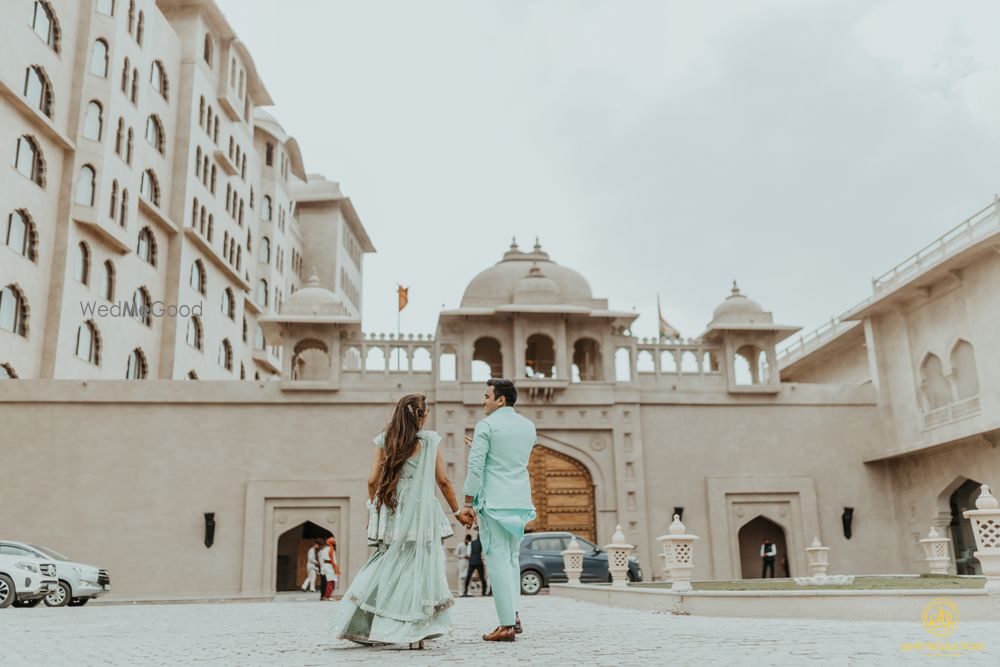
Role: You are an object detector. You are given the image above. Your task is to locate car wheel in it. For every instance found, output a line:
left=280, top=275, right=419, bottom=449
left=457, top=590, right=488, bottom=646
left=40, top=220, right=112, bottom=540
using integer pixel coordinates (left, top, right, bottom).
left=44, top=582, right=71, bottom=608
left=0, top=575, right=14, bottom=609
left=68, top=597, right=90, bottom=607
left=520, top=570, right=543, bottom=596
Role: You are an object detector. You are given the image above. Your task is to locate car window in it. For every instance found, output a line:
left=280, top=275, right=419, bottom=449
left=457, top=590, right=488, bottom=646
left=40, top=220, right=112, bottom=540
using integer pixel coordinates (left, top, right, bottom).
left=0, top=545, right=34, bottom=557
left=576, top=537, right=597, bottom=551
left=528, top=537, right=568, bottom=552
left=29, top=544, right=68, bottom=561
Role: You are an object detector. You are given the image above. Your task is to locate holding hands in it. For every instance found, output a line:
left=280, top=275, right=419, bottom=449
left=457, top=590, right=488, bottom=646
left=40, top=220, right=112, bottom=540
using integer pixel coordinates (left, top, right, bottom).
left=456, top=507, right=476, bottom=529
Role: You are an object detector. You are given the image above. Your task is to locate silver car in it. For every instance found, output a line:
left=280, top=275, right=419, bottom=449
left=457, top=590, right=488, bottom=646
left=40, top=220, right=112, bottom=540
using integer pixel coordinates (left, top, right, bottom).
left=0, top=542, right=110, bottom=607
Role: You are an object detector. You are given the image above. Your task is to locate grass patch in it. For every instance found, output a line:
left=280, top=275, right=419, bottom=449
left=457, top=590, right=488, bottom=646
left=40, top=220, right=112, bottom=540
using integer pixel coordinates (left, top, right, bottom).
left=633, top=575, right=986, bottom=592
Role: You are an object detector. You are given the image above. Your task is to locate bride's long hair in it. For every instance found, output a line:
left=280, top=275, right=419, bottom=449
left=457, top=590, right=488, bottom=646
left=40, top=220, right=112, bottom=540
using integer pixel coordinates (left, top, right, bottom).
left=374, top=393, right=428, bottom=512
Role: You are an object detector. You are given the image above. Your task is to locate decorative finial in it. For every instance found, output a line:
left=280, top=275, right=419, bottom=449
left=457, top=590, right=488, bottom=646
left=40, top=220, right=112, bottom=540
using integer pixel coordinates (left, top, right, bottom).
left=731, top=280, right=741, bottom=296
left=810, top=536, right=822, bottom=548
left=612, top=524, right=626, bottom=543
left=534, top=236, right=542, bottom=252
left=976, top=484, right=998, bottom=510
left=927, top=526, right=940, bottom=539
left=307, top=267, right=321, bottom=287
left=669, top=514, right=686, bottom=535
left=510, top=236, right=519, bottom=251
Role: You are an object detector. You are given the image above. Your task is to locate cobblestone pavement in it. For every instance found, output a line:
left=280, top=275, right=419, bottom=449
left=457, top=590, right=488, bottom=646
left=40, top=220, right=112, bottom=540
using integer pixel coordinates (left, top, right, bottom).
left=4, top=594, right=997, bottom=666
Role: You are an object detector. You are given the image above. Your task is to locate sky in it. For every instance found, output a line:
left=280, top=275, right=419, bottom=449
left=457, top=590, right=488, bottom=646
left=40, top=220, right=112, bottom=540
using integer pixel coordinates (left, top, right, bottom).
left=217, top=0, right=1000, bottom=343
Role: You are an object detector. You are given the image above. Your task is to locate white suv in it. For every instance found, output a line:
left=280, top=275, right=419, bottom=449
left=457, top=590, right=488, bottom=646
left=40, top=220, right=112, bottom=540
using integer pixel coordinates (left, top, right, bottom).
left=0, top=542, right=110, bottom=607
left=0, top=547, right=58, bottom=608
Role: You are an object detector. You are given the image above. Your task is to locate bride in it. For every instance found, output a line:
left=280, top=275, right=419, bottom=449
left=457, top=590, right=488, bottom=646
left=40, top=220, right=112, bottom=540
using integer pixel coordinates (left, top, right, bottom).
left=330, top=393, right=467, bottom=649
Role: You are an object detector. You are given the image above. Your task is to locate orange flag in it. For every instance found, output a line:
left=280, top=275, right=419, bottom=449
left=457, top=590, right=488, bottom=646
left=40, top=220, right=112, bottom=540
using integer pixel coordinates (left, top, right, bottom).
left=397, top=285, right=409, bottom=311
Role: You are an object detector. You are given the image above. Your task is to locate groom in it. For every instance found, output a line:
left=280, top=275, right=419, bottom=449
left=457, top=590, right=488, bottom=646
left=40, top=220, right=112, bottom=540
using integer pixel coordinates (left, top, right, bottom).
left=457, top=378, right=536, bottom=642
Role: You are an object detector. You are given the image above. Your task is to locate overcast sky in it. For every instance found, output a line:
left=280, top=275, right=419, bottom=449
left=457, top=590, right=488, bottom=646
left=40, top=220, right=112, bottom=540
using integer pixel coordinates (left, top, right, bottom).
left=218, top=0, right=1000, bottom=343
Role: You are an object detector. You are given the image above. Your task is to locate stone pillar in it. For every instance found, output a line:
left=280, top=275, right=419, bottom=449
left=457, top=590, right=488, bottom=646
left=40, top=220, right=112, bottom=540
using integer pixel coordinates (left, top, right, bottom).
left=657, top=514, right=699, bottom=593
left=805, top=537, right=830, bottom=576
left=561, top=535, right=585, bottom=585
left=604, top=525, right=634, bottom=589
left=919, top=526, right=952, bottom=575
left=962, top=484, right=1000, bottom=593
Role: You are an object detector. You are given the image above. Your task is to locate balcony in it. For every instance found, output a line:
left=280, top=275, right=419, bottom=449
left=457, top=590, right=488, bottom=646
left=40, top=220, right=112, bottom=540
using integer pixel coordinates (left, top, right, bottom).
left=214, top=149, right=238, bottom=176
left=0, top=76, right=74, bottom=150
left=184, top=226, right=250, bottom=291
left=923, top=396, right=981, bottom=431
left=73, top=209, right=131, bottom=255
left=138, top=195, right=179, bottom=235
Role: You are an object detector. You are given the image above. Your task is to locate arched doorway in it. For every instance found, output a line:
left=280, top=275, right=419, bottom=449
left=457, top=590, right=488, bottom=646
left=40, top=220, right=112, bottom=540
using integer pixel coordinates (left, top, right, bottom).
left=737, top=515, right=789, bottom=579
left=526, top=445, right=596, bottom=542
left=275, top=521, right=332, bottom=592
left=950, top=479, right=983, bottom=575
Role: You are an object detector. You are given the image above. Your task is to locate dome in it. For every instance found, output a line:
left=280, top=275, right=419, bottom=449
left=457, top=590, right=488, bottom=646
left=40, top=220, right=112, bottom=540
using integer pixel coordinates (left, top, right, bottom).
left=283, top=272, right=345, bottom=316
left=460, top=239, right=595, bottom=307
left=711, top=281, right=770, bottom=324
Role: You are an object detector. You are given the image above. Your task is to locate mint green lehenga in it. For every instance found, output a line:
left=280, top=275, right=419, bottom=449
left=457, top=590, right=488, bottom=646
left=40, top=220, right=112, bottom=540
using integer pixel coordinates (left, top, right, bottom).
left=331, top=430, right=454, bottom=645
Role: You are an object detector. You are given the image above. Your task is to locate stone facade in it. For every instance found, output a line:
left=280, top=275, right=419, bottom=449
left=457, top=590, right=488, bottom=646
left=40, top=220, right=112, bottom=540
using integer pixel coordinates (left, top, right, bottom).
left=1, top=0, right=998, bottom=600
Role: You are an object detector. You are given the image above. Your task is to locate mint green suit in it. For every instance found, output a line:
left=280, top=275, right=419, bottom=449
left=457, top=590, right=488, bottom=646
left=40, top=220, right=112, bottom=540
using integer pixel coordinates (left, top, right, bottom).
left=461, top=406, right=537, bottom=626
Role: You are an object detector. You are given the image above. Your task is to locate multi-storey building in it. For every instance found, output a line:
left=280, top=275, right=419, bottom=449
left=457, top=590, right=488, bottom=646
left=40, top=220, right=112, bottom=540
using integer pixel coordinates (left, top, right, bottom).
left=0, top=0, right=373, bottom=381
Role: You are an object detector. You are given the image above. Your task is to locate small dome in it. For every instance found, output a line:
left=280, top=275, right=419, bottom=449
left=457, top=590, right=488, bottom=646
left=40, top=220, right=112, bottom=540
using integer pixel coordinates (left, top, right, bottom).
left=513, top=264, right=562, bottom=304
left=711, top=281, right=768, bottom=323
left=283, top=272, right=345, bottom=316
left=461, top=238, right=594, bottom=307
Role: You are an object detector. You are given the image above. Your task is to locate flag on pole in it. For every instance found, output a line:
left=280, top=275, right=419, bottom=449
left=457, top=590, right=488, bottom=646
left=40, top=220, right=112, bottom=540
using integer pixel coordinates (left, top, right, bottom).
left=658, top=293, right=680, bottom=340
left=397, top=285, right=409, bottom=311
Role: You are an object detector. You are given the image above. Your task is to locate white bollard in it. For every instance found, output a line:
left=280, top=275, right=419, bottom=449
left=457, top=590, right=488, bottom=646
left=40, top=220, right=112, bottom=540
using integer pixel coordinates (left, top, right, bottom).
left=604, top=525, right=634, bottom=589
left=561, top=535, right=585, bottom=585
left=962, top=484, right=1000, bottom=594
left=805, top=537, right=830, bottom=576
left=657, top=514, right=699, bottom=592
left=919, top=526, right=952, bottom=575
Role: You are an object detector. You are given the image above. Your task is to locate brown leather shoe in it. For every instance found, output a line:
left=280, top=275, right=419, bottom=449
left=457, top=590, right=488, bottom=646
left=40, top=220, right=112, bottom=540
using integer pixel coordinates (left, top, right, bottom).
left=482, top=625, right=516, bottom=642
left=514, top=614, right=522, bottom=634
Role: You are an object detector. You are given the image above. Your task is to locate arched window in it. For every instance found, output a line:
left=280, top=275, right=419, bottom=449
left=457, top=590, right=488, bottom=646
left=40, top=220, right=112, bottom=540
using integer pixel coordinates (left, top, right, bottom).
left=13, top=135, right=45, bottom=186
left=75, top=320, right=100, bottom=364
left=145, top=115, right=164, bottom=153
left=221, top=287, right=234, bottom=319
left=115, top=117, right=124, bottom=155
left=525, top=333, right=556, bottom=378
left=121, top=56, right=129, bottom=93
left=149, top=61, right=169, bottom=100
left=130, top=67, right=138, bottom=103
left=238, top=70, right=245, bottom=98
left=572, top=338, right=603, bottom=382
left=189, top=260, right=206, bottom=295
left=254, top=325, right=265, bottom=351
left=218, top=338, right=232, bottom=371
left=203, top=33, right=213, bottom=65
left=207, top=214, right=214, bottom=241
left=0, top=363, right=16, bottom=379
left=96, top=0, right=114, bottom=16
left=0, top=285, right=28, bottom=337
left=257, top=279, right=269, bottom=306
left=126, top=127, right=134, bottom=164
left=950, top=340, right=980, bottom=401
left=75, top=165, right=96, bottom=206
left=31, top=2, right=60, bottom=52
left=471, top=337, right=503, bottom=380
left=131, top=287, right=151, bottom=326
left=75, top=242, right=91, bottom=284
left=5, top=210, right=38, bottom=261
left=614, top=348, right=632, bottom=382
left=99, top=260, right=114, bottom=301
left=186, top=315, right=203, bottom=350
left=265, top=143, right=274, bottom=166
left=210, top=164, right=217, bottom=193
left=137, top=227, right=156, bottom=265
left=140, top=169, right=160, bottom=205
left=240, top=362, right=245, bottom=380
left=261, top=195, right=272, bottom=221
left=119, top=188, right=128, bottom=227
left=920, top=353, right=951, bottom=411
left=127, top=0, right=134, bottom=33
left=230, top=58, right=236, bottom=87
left=259, top=236, right=271, bottom=263
left=23, top=66, right=53, bottom=117
left=83, top=101, right=103, bottom=140
left=109, top=179, right=118, bottom=219
left=126, top=348, right=147, bottom=379
left=136, top=11, right=144, bottom=46
left=89, top=39, right=109, bottom=77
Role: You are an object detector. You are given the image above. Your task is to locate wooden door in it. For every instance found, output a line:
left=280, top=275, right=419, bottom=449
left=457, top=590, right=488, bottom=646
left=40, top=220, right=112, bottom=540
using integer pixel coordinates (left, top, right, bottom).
left=526, top=444, right=596, bottom=542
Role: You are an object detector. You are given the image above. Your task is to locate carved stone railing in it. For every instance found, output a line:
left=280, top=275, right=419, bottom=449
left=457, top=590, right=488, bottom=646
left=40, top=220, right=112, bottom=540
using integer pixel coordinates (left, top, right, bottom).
left=634, top=339, right=724, bottom=380
left=922, top=395, right=981, bottom=430
left=341, top=332, right=436, bottom=375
